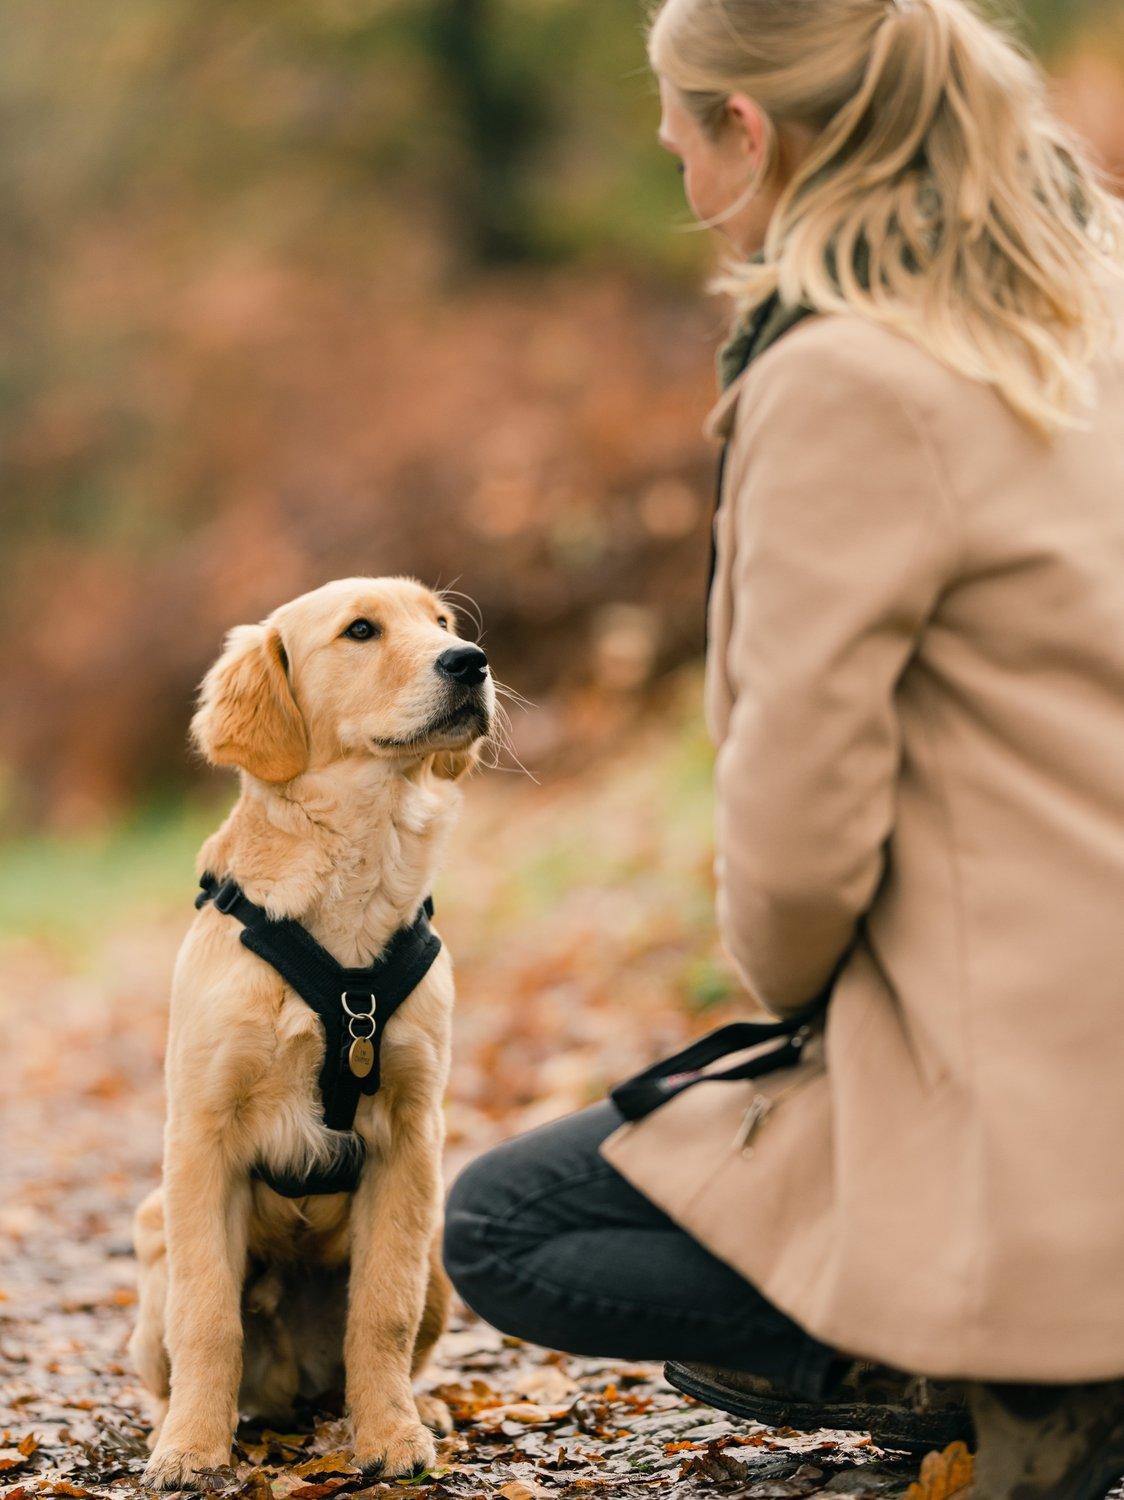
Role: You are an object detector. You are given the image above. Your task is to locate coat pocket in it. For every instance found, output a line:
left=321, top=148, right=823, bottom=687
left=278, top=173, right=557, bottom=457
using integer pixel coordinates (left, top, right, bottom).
left=729, top=1043, right=826, bottom=1158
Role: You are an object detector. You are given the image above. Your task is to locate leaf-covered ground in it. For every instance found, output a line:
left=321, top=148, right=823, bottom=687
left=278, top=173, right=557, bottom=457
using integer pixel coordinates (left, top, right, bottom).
left=3, top=686, right=1119, bottom=1498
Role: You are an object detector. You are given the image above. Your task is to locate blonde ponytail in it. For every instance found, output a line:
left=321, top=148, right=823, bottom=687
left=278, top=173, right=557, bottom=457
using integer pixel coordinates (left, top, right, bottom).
left=649, top=0, right=1123, bottom=435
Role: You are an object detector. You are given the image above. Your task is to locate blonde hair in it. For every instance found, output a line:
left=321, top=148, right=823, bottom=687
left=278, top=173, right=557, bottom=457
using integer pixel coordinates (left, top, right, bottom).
left=649, top=0, right=1124, bottom=435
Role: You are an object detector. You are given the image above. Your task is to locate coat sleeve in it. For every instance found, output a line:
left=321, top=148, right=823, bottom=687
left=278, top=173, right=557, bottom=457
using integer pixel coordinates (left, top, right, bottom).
left=714, top=333, right=959, bottom=1018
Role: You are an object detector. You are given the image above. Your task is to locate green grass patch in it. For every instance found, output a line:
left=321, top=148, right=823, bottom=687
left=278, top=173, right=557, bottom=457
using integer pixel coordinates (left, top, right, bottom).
left=0, top=799, right=226, bottom=952
left=0, top=680, right=718, bottom=963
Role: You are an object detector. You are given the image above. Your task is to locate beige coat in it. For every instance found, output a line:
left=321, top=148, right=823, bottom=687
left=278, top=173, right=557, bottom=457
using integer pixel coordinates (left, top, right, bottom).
left=602, top=303, right=1124, bottom=1382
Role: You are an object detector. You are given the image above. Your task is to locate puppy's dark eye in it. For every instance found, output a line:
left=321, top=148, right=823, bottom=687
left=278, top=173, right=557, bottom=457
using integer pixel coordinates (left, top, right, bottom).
left=343, top=618, right=381, bottom=641
left=437, top=616, right=450, bottom=630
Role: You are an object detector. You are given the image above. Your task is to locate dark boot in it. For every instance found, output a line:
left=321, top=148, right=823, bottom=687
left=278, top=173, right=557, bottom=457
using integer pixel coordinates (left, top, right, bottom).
left=969, top=1381, right=1124, bottom=1499
left=664, top=1360, right=972, bottom=1455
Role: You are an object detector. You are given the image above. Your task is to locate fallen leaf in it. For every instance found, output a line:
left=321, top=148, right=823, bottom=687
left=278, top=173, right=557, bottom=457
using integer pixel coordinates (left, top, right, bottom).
left=679, top=1447, right=752, bottom=1482
left=515, top=1366, right=579, bottom=1407
left=238, top=1470, right=275, bottom=1500
left=905, top=1441, right=975, bottom=1500
left=429, top=1378, right=504, bottom=1422
left=289, top=1450, right=357, bottom=1480
left=497, top=1482, right=543, bottom=1499
left=475, top=1402, right=564, bottom=1429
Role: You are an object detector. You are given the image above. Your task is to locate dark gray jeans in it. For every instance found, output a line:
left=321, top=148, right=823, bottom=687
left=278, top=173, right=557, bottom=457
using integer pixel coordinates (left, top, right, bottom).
left=442, top=1101, right=839, bottom=1401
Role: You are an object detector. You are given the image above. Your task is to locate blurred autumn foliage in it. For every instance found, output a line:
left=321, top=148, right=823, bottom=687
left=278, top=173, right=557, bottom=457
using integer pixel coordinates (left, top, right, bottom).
left=1, top=0, right=1122, bottom=831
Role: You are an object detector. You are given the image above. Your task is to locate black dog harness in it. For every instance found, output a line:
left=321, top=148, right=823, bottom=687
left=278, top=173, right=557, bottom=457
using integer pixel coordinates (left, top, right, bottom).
left=196, top=872, right=441, bottom=1197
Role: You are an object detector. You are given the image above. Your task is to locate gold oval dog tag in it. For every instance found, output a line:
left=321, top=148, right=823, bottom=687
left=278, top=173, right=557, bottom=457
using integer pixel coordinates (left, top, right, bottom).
left=349, top=1037, right=374, bottom=1078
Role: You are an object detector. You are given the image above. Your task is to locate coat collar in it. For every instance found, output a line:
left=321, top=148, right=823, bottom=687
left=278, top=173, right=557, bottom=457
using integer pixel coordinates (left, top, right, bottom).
left=704, top=370, right=753, bottom=446
left=704, top=290, right=816, bottom=445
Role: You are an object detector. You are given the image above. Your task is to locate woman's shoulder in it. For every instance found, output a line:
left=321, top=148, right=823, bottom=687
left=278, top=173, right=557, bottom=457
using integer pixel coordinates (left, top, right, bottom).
left=713, top=304, right=1067, bottom=472
left=748, top=309, right=970, bottom=412
left=709, top=311, right=961, bottom=468
left=735, top=280, right=1124, bottom=436
left=708, top=311, right=950, bottom=447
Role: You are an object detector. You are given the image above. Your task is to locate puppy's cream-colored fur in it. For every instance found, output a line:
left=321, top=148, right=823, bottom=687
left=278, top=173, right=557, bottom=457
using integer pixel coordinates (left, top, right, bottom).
left=130, top=577, right=493, bottom=1488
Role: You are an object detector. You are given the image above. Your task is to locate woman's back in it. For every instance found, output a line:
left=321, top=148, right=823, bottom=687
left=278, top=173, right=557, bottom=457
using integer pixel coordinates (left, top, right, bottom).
left=606, top=294, right=1124, bottom=1381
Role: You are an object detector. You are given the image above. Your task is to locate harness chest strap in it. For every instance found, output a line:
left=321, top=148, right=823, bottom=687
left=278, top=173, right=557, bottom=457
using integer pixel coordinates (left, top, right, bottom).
left=195, top=872, right=441, bottom=1197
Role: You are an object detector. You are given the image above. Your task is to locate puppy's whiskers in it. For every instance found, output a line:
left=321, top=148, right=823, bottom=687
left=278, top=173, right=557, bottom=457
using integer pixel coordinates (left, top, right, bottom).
left=493, top=682, right=534, bottom=712
left=478, top=680, right=538, bottom=783
left=438, top=587, right=485, bottom=643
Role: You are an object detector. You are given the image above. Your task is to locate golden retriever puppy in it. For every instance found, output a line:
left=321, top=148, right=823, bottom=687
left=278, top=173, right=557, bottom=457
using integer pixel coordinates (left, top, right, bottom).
left=129, top=577, right=493, bottom=1488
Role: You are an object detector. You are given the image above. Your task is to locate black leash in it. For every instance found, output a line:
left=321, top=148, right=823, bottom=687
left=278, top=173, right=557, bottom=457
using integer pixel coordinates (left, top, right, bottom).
left=195, top=872, right=441, bottom=1197
left=610, top=1018, right=813, bottom=1124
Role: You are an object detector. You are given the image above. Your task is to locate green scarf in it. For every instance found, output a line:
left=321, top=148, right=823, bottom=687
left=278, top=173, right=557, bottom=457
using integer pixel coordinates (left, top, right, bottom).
left=716, top=288, right=815, bottom=392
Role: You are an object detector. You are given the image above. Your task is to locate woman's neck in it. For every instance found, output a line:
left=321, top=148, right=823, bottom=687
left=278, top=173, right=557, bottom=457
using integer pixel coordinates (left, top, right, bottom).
left=197, top=756, right=460, bottom=965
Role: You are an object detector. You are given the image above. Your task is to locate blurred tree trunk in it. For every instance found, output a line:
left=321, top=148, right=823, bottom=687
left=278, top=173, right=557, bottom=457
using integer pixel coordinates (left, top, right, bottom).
left=426, top=0, right=545, bottom=265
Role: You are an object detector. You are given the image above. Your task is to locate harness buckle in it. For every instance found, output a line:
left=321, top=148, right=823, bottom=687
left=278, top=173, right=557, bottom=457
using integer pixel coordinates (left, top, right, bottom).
left=213, top=879, right=241, bottom=915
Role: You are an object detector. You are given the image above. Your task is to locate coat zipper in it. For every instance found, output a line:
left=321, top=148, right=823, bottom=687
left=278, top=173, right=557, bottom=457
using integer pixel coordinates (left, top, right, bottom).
left=732, top=1026, right=821, bottom=1157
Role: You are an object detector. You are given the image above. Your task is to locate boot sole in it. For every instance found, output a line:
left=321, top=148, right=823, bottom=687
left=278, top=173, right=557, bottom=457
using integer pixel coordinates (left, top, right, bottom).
left=664, top=1360, right=974, bottom=1457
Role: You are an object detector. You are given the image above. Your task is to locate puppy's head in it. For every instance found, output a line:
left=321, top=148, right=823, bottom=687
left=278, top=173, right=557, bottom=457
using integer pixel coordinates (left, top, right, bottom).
left=191, top=577, right=493, bottom=784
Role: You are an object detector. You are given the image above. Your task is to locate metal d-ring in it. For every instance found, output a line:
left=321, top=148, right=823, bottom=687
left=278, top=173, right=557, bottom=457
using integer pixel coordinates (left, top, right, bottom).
left=341, top=990, right=377, bottom=1019
left=342, top=991, right=377, bottom=1044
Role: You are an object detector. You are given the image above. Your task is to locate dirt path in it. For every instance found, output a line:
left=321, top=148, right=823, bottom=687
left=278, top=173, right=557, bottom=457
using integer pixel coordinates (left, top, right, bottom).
left=1, top=916, right=923, bottom=1500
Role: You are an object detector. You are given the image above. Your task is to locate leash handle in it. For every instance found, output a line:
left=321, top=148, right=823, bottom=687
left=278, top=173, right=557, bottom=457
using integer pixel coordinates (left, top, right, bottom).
left=610, top=1018, right=817, bottom=1123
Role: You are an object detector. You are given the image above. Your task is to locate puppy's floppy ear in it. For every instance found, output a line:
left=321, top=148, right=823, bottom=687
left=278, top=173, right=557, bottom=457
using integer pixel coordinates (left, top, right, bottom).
left=191, top=623, right=309, bottom=784
left=429, top=744, right=481, bottom=782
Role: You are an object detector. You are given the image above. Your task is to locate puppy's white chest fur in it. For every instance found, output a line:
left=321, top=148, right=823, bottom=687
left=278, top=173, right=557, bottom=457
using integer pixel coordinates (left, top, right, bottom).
left=298, top=770, right=452, bottom=964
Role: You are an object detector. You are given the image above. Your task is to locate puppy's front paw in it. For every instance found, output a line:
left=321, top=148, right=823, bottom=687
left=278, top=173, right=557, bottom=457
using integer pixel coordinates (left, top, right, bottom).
left=354, top=1420, right=437, bottom=1479
left=143, top=1441, right=234, bottom=1491
left=415, top=1393, right=453, bottom=1435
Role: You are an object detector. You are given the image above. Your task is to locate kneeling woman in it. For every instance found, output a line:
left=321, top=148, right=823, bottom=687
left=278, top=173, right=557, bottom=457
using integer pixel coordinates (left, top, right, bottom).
left=445, top=0, right=1124, bottom=1493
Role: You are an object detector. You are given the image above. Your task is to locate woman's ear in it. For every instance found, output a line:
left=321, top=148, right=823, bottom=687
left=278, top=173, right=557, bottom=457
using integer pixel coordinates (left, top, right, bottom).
left=725, top=90, right=771, bottom=167
left=190, top=623, right=309, bottom=783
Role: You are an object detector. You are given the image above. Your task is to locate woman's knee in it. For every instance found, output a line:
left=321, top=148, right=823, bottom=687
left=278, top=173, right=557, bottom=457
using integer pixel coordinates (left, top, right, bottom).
left=443, top=1144, right=529, bottom=1326
left=445, top=1127, right=538, bottom=1243
left=445, top=1143, right=509, bottom=1231
left=443, top=1106, right=619, bottom=1324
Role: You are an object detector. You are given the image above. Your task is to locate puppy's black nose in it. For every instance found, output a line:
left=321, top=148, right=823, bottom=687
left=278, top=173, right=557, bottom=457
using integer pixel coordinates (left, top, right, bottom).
left=435, top=645, right=489, bottom=686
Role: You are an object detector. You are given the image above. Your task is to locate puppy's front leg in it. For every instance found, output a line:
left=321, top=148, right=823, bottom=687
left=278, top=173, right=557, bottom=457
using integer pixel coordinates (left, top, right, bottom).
left=144, top=1132, right=250, bottom=1490
left=346, top=1110, right=443, bottom=1479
